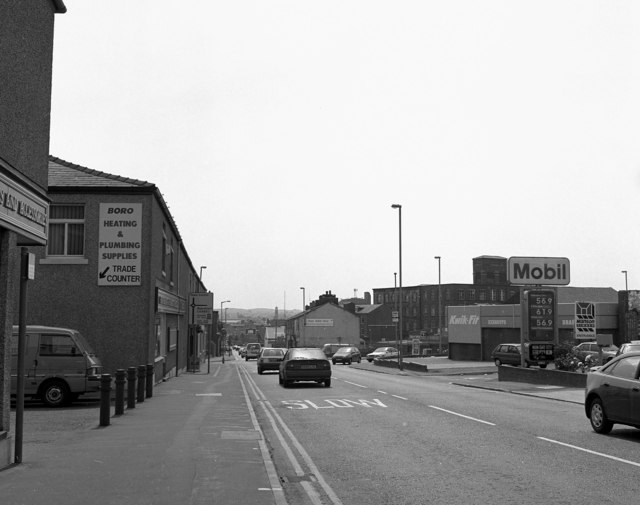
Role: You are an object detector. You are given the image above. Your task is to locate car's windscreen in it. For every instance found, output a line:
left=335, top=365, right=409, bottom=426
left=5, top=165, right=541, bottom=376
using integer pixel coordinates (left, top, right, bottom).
left=289, top=349, right=326, bottom=360
left=373, top=348, right=388, bottom=352
left=334, top=348, right=353, bottom=355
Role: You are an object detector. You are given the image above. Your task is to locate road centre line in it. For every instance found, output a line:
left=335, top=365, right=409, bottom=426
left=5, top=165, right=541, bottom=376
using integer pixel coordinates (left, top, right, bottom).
left=538, top=437, right=640, bottom=468
left=392, top=394, right=408, bottom=400
left=429, top=405, right=496, bottom=426
left=342, top=379, right=368, bottom=388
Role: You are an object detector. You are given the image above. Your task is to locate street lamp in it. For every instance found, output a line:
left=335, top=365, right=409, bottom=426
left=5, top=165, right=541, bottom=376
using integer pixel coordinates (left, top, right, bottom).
left=391, top=204, right=403, bottom=370
left=199, top=265, right=206, bottom=280
left=622, top=270, right=628, bottom=291
left=300, top=286, right=306, bottom=311
left=434, top=256, right=441, bottom=353
left=220, top=300, right=230, bottom=354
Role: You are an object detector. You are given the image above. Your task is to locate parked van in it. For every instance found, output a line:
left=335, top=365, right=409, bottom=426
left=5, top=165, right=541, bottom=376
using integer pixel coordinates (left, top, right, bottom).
left=11, top=326, right=103, bottom=407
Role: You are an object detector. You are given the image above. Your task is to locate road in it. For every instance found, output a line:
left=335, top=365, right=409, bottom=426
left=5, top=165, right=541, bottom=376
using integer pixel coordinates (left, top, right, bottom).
left=239, top=359, right=640, bottom=505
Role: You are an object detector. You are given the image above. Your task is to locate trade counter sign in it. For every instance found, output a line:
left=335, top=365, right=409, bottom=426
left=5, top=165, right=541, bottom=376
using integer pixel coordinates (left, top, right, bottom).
left=98, top=203, right=142, bottom=286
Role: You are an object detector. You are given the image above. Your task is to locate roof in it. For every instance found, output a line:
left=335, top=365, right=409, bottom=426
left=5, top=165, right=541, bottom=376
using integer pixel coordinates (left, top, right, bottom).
left=556, top=286, right=618, bottom=303
left=48, top=156, right=154, bottom=189
left=355, top=304, right=383, bottom=314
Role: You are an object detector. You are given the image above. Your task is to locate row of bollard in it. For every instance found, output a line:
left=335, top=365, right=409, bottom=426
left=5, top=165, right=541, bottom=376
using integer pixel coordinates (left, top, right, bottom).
left=100, top=364, right=154, bottom=427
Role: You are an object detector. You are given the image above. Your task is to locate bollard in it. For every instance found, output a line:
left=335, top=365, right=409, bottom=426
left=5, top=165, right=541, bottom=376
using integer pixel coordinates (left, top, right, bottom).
left=115, top=369, right=126, bottom=416
left=127, top=367, right=137, bottom=409
left=99, top=374, right=112, bottom=427
left=146, top=363, right=154, bottom=398
left=137, top=365, right=146, bottom=403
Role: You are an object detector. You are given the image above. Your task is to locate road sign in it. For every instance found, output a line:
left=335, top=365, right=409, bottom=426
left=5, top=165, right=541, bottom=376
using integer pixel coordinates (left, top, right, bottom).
left=98, top=203, right=142, bottom=286
left=189, top=292, right=213, bottom=325
left=392, top=311, right=399, bottom=323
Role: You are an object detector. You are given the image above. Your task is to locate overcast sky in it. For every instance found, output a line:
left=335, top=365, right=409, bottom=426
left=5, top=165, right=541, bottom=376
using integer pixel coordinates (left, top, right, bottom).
left=50, top=1, right=640, bottom=310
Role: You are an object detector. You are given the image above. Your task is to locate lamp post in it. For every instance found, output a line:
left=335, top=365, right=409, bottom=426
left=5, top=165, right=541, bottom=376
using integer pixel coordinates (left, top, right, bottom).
left=394, top=272, right=398, bottom=355
left=220, top=300, right=230, bottom=355
left=434, top=256, right=441, bottom=354
left=199, top=265, right=206, bottom=280
left=622, top=270, right=628, bottom=291
left=391, top=204, right=403, bottom=370
left=300, top=286, right=305, bottom=311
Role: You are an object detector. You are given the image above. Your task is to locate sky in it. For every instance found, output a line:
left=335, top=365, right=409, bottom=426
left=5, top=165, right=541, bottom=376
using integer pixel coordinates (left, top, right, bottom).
left=49, top=1, right=640, bottom=310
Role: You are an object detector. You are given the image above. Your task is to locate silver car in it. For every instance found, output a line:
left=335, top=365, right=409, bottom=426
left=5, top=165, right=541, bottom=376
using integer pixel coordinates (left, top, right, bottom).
left=366, top=347, right=399, bottom=362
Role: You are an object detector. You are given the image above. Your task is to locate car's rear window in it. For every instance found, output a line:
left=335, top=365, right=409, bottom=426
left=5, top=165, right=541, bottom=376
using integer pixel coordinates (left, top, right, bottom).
left=289, top=348, right=326, bottom=360
left=262, top=348, right=284, bottom=357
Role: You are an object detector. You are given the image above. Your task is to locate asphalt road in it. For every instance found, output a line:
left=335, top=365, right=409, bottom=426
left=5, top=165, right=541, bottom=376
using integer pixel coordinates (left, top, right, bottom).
left=240, top=359, right=640, bottom=505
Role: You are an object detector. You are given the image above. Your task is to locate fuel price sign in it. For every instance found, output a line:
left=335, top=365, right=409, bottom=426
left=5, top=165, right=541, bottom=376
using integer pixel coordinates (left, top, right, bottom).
left=527, top=289, right=556, bottom=342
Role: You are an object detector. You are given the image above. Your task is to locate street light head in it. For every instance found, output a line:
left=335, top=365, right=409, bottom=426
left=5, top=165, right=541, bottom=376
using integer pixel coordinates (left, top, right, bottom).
left=434, top=256, right=440, bottom=260
left=391, top=204, right=401, bottom=209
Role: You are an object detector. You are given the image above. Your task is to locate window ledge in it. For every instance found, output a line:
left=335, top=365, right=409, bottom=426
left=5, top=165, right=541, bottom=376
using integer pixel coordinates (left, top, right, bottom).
left=40, top=257, right=89, bottom=265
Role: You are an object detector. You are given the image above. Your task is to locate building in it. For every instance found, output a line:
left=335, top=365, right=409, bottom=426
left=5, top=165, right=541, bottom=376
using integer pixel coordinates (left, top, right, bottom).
left=19, top=157, right=209, bottom=379
left=286, top=292, right=360, bottom=348
left=373, top=256, right=519, bottom=345
left=447, top=286, right=620, bottom=361
left=342, top=302, right=393, bottom=350
left=0, top=0, right=67, bottom=470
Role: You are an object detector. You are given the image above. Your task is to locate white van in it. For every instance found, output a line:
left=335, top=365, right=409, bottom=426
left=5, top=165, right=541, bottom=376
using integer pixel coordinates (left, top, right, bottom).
left=11, top=326, right=103, bottom=407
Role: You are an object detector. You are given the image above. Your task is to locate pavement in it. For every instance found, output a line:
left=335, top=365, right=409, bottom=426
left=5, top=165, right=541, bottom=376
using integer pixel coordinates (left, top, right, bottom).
left=0, top=354, right=584, bottom=505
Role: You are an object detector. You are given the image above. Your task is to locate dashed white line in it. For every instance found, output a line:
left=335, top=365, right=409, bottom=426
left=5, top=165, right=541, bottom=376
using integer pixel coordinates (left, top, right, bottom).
left=342, top=380, right=368, bottom=388
left=392, top=394, right=408, bottom=400
left=429, top=405, right=496, bottom=426
left=538, top=437, right=640, bottom=468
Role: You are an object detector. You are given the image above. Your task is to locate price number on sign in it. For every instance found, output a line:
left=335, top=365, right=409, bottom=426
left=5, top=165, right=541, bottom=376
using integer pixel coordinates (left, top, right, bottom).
left=528, top=290, right=555, bottom=342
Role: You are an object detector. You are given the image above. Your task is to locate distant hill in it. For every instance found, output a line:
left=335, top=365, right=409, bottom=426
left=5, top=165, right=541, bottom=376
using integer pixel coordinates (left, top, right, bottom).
left=224, top=308, right=300, bottom=323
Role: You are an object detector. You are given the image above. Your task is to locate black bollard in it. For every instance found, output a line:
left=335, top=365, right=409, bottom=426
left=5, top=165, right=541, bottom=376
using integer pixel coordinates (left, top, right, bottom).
left=115, top=369, right=126, bottom=416
left=127, top=367, right=137, bottom=409
left=137, top=365, right=146, bottom=403
left=145, top=363, right=154, bottom=398
left=99, top=374, right=112, bottom=427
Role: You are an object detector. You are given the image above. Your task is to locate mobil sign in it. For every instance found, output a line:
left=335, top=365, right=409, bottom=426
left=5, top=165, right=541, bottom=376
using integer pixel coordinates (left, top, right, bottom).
left=508, top=256, right=570, bottom=285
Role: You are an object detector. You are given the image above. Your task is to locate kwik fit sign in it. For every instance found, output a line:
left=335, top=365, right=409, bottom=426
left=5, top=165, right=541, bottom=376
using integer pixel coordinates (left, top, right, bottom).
left=508, top=257, right=570, bottom=286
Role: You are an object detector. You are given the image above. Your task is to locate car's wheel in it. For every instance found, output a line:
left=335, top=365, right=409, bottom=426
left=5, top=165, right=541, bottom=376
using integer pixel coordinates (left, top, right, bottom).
left=589, top=397, right=613, bottom=434
left=357, top=357, right=361, bottom=363
left=494, top=359, right=502, bottom=366
left=40, top=379, right=70, bottom=408
left=278, top=373, right=283, bottom=385
left=539, top=363, right=547, bottom=369
left=324, top=379, right=331, bottom=387
left=346, top=359, right=351, bottom=365
left=367, top=358, right=373, bottom=362
left=332, top=360, right=336, bottom=365
left=283, top=379, right=292, bottom=388
left=257, top=368, right=263, bottom=375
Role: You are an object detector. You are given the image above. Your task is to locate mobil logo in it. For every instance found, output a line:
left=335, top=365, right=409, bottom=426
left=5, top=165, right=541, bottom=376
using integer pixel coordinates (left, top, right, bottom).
left=508, top=256, right=570, bottom=285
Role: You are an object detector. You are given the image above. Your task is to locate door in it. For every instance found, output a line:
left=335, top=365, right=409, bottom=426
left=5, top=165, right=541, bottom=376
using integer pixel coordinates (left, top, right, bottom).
left=36, top=332, right=88, bottom=393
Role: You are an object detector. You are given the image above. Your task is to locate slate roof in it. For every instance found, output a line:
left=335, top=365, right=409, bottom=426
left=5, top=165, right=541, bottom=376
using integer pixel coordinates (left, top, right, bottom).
left=48, top=156, right=154, bottom=189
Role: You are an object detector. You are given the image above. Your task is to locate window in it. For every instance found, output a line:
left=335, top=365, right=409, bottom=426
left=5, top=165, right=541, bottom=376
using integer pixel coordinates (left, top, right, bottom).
left=607, top=356, right=640, bottom=380
left=39, top=334, right=77, bottom=356
left=47, top=205, right=85, bottom=256
left=458, top=289, right=465, bottom=301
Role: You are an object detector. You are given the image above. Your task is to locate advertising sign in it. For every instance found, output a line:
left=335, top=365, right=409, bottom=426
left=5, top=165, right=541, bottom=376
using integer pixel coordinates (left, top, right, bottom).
left=526, top=289, right=556, bottom=342
left=575, top=302, right=596, bottom=340
left=508, top=257, right=570, bottom=285
left=98, top=203, right=142, bottom=286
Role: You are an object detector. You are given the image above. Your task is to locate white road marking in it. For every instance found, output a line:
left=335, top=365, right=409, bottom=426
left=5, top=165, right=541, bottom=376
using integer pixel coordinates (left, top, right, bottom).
left=538, top=437, right=640, bottom=468
left=429, top=405, right=496, bottom=426
left=195, top=393, right=222, bottom=396
left=378, top=390, right=388, bottom=395
left=391, top=395, right=408, bottom=400
left=342, top=380, right=368, bottom=388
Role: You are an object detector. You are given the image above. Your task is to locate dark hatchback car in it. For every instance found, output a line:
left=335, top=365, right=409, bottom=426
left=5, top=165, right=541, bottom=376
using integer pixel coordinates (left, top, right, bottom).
left=585, top=351, right=640, bottom=434
left=279, top=347, right=331, bottom=388
left=332, top=346, right=361, bottom=365
left=490, top=343, right=550, bottom=368
left=257, top=347, right=285, bottom=374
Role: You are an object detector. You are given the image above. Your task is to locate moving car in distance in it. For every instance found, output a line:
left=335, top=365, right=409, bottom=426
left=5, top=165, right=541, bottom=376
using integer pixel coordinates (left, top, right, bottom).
left=585, top=351, right=640, bottom=434
left=257, top=347, right=285, bottom=374
left=366, top=347, right=399, bottom=362
left=321, top=343, right=351, bottom=358
left=245, top=342, right=262, bottom=361
left=331, top=346, right=361, bottom=365
left=279, top=347, right=331, bottom=388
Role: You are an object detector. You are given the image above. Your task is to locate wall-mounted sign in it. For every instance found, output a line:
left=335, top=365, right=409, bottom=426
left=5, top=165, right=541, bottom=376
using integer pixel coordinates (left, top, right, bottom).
left=305, top=319, right=334, bottom=327
left=0, top=170, right=48, bottom=245
left=508, top=257, right=570, bottom=285
left=98, top=203, right=142, bottom=286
